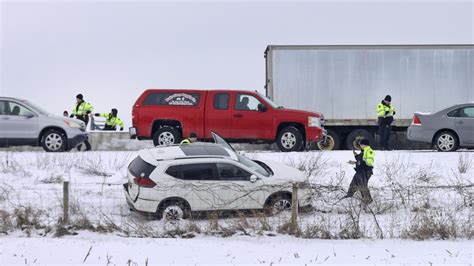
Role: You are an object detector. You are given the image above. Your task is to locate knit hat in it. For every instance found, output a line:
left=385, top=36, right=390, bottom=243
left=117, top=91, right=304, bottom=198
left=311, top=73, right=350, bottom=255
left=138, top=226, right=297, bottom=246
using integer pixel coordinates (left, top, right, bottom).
left=111, top=108, right=118, bottom=115
left=384, top=95, right=392, bottom=102
left=359, top=138, right=370, bottom=146
left=76, top=94, right=84, bottom=100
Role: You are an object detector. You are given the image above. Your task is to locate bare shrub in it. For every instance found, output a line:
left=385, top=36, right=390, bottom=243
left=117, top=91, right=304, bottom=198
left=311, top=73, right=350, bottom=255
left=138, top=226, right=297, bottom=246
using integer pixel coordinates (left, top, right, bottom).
left=0, top=210, right=13, bottom=234
left=40, top=175, right=64, bottom=184
left=13, top=206, right=46, bottom=236
left=76, top=156, right=113, bottom=177
left=458, top=153, right=472, bottom=174
left=401, top=211, right=458, bottom=240
left=286, top=152, right=328, bottom=179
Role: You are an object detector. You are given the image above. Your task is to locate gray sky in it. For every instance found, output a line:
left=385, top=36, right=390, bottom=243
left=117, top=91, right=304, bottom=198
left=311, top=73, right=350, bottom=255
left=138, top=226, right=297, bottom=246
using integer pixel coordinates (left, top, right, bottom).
left=1, top=1, right=473, bottom=127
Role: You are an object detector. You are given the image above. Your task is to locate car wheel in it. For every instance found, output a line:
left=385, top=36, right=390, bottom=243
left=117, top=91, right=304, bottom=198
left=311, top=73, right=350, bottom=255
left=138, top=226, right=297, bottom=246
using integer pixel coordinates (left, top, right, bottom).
left=266, top=194, right=292, bottom=215
left=345, top=129, right=374, bottom=150
left=41, top=129, right=66, bottom=152
left=435, top=131, right=459, bottom=152
left=316, top=129, right=340, bottom=151
left=277, top=126, right=304, bottom=152
left=158, top=200, right=190, bottom=221
left=152, top=127, right=182, bottom=147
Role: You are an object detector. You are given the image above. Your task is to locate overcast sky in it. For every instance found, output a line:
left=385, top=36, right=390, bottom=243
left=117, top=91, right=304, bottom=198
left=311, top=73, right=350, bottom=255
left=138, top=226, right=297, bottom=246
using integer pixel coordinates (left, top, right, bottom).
left=1, top=0, right=473, bottom=127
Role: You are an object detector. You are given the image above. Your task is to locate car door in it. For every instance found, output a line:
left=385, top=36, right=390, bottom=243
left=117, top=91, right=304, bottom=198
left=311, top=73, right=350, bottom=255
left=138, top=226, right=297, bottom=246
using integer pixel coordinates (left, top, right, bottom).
left=204, top=92, right=232, bottom=138
left=455, top=106, right=474, bottom=144
left=216, top=163, right=265, bottom=210
left=0, top=100, right=38, bottom=144
left=231, top=93, right=273, bottom=139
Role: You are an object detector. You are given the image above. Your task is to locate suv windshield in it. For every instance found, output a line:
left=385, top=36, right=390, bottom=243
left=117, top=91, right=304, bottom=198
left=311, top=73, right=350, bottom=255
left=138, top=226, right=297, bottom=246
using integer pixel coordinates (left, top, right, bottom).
left=21, top=100, right=50, bottom=116
left=237, top=153, right=270, bottom=177
left=258, top=93, right=280, bottom=109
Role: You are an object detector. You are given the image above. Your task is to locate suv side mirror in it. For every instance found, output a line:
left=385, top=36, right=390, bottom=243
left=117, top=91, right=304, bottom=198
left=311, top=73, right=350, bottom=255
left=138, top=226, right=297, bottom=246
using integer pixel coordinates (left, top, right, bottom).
left=24, top=112, right=35, bottom=119
left=250, top=175, right=258, bottom=183
left=257, top=103, right=267, bottom=112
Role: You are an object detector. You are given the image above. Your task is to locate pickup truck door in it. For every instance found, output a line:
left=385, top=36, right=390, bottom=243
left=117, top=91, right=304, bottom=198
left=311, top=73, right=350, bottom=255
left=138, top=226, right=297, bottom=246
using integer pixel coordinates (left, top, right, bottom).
left=231, top=93, right=273, bottom=139
left=205, top=92, right=232, bottom=138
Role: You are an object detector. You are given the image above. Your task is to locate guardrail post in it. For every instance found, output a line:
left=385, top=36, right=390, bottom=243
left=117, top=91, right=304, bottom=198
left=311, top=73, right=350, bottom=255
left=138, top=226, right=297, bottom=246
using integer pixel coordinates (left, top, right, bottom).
left=63, top=181, right=69, bottom=224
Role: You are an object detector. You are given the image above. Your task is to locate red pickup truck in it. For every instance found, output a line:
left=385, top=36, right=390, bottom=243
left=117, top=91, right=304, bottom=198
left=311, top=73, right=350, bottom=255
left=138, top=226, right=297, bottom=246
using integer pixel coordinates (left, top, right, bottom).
left=130, top=89, right=324, bottom=152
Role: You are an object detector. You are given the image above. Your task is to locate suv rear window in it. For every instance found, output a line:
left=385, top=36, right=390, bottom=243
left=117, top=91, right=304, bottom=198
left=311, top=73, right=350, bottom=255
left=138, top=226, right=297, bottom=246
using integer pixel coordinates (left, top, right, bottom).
left=128, top=157, right=156, bottom=177
left=143, top=92, right=200, bottom=106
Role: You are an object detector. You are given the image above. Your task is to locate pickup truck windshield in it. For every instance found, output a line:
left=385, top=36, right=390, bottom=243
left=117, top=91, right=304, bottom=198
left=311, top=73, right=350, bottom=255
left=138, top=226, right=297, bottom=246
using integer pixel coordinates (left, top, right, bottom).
left=237, top=153, right=271, bottom=177
left=258, top=93, right=280, bottom=109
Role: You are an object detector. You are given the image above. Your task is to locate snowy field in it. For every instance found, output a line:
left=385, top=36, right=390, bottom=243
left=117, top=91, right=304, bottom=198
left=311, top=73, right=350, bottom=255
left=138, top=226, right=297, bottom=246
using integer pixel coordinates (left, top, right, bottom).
left=0, top=149, right=473, bottom=264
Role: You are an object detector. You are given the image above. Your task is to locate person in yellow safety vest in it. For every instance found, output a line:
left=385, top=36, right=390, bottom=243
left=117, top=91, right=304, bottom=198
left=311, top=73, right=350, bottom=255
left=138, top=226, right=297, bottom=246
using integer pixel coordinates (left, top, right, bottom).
left=342, top=138, right=375, bottom=205
left=180, top=132, right=198, bottom=144
left=376, top=95, right=396, bottom=150
left=94, top=108, right=125, bottom=131
left=70, top=93, right=93, bottom=151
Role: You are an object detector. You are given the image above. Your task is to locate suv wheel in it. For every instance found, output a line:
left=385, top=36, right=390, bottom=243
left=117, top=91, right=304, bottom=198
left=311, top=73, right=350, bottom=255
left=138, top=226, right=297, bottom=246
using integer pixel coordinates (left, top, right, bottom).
left=435, top=131, right=458, bottom=152
left=42, top=129, right=66, bottom=152
left=158, top=200, right=190, bottom=221
left=266, top=194, right=292, bottom=215
left=153, top=127, right=182, bottom=146
left=277, top=126, right=303, bottom=152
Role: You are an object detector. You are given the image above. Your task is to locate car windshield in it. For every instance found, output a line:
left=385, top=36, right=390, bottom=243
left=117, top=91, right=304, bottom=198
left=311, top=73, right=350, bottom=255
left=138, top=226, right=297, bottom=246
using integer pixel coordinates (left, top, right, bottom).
left=21, top=100, right=51, bottom=116
left=237, top=153, right=271, bottom=177
left=258, top=93, right=281, bottom=109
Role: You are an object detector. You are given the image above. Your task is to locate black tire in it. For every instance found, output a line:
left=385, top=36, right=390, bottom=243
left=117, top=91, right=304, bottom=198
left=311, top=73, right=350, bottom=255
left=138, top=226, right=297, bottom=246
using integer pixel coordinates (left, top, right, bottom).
left=76, top=140, right=92, bottom=151
left=345, top=129, right=374, bottom=150
left=41, top=129, right=66, bottom=152
left=157, top=200, right=191, bottom=220
left=276, top=126, right=304, bottom=152
left=265, top=194, right=292, bottom=215
left=434, top=131, right=459, bottom=152
left=152, top=127, right=182, bottom=146
left=316, top=129, right=340, bottom=151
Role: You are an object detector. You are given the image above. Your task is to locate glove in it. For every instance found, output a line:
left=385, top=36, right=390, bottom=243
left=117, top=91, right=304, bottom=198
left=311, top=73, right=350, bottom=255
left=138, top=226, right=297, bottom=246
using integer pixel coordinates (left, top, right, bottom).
left=393, top=111, right=396, bottom=115
left=120, top=127, right=124, bottom=131
left=69, top=114, right=74, bottom=118
left=86, top=111, right=91, bottom=115
left=347, top=160, right=356, bottom=165
left=94, top=113, right=100, bottom=117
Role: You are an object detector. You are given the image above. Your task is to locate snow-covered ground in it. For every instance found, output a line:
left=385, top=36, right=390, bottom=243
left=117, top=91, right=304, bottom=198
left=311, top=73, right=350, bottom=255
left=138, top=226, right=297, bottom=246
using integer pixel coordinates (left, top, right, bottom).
left=1, top=149, right=473, bottom=264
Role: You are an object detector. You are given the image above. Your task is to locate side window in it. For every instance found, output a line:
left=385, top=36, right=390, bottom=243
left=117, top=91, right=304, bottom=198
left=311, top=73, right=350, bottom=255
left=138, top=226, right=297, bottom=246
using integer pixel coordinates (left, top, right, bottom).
left=6, top=102, right=33, bottom=116
left=213, top=93, right=229, bottom=110
left=447, top=109, right=460, bottom=118
left=167, top=163, right=217, bottom=181
left=0, top=101, right=9, bottom=115
left=235, top=94, right=263, bottom=111
left=143, top=92, right=201, bottom=106
left=461, top=107, right=474, bottom=118
left=217, top=163, right=251, bottom=181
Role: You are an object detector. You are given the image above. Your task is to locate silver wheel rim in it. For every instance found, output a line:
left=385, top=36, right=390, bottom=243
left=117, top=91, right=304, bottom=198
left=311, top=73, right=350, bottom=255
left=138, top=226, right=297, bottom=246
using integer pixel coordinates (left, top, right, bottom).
left=45, top=133, right=63, bottom=151
left=273, top=199, right=292, bottom=213
left=163, top=205, right=184, bottom=221
left=437, top=134, right=455, bottom=151
left=281, top=132, right=297, bottom=149
left=158, top=132, right=175, bottom=146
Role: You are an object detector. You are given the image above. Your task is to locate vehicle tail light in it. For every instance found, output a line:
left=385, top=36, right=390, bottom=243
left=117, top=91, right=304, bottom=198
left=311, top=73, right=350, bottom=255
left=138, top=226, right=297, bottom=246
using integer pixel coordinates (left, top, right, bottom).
left=133, top=176, right=156, bottom=188
left=412, top=115, right=422, bottom=125
left=132, top=110, right=139, bottom=126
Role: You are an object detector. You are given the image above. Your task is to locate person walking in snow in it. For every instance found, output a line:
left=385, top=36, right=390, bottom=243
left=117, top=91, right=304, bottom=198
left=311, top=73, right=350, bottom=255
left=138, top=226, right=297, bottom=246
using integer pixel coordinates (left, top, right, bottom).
left=70, top=93, right=93, bottom=151
left=342, top=138, right=375, bottom=205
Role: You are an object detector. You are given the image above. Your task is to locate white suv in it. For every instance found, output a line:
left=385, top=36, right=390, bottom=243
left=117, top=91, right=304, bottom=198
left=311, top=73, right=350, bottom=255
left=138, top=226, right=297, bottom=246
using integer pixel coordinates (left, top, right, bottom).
left=124, top=133, right=313, bottom=219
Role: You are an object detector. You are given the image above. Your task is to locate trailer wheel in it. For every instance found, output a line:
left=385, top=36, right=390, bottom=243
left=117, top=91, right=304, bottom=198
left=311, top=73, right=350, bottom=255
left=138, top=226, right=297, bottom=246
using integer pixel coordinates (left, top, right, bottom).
left=276, top=126, right=304, bottom=152
left=345, top=129, right=374, bottom=150
left=316, top=129, right=340, bottom=151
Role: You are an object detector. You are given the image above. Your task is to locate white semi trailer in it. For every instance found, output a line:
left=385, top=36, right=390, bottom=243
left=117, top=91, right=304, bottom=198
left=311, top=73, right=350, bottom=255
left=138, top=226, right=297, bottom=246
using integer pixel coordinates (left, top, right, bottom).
left=265, top=45, right=474, bottom=150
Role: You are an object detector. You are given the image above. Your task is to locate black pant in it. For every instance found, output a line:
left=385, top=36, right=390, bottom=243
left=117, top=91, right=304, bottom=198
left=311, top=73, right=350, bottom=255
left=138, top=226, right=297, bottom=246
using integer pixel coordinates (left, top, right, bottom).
left=75, top=115, right=92, bottom=151
left=378, top=117, right=392, bottom=149
left=346, top=169, right=373, bottom=204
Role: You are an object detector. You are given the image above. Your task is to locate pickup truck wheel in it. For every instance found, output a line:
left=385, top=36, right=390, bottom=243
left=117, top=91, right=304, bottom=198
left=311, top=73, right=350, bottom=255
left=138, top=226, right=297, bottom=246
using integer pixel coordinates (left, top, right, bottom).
left=316, top=129, right=340, bottom=150
left=345, top=129, right=374, bottom=150
left=434, top=131, right=458, bottom=152
left=277, top=126, right=304, bottom=152
left=153, top=127, right=182, bottom=146
left=42, top=129, right=66, bottom=152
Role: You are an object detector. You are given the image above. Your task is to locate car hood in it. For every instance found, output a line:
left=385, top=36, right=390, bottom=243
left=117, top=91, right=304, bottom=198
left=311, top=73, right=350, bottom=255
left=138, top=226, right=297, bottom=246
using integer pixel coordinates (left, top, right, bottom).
left=260, top=160, right=306, bottom=182
left=276, top=108, right=322, bottom=118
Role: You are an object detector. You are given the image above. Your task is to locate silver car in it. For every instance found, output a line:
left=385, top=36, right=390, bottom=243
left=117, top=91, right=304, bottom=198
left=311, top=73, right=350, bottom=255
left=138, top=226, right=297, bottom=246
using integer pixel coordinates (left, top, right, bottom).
left=407, top=103, right=474, bottom=152
left=0, top=97, right=88, bottom=152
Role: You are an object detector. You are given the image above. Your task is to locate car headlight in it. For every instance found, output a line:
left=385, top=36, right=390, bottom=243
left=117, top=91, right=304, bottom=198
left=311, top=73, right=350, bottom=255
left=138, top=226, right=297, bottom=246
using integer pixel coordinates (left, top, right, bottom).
left=64, top=120, right=82, bottom=128
left=308, top=116, right=321, bottom=127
